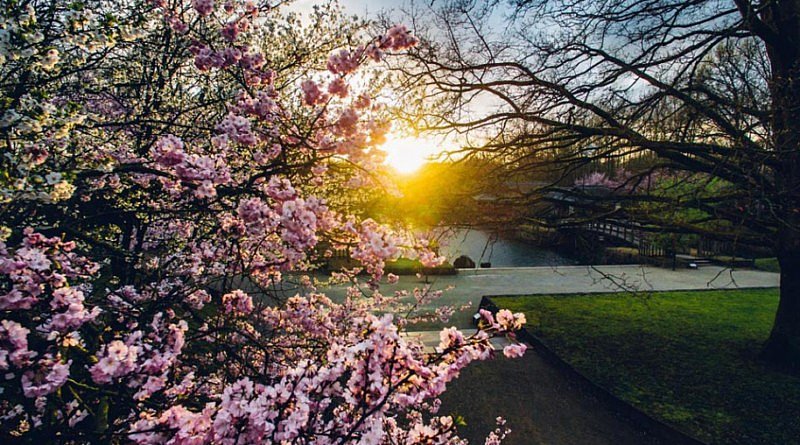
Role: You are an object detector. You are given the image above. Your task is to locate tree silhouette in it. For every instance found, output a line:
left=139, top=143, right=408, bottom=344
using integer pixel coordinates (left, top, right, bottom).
left=392, top=0, right=800, bottom=371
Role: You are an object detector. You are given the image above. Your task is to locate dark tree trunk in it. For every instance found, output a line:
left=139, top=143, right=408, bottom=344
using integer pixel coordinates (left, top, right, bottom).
left=760, top=0, right=800, bottom=373
left=762, top=252, right=800, bottom=372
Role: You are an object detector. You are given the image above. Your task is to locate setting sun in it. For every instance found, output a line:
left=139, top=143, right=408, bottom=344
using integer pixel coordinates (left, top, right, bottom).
left=379, top=135, right=448, bottom=174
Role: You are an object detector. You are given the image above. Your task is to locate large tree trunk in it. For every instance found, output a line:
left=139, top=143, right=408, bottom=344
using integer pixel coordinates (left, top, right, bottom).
left=760, top=0, right=800, bottom=373
left=762, top=252, right=800, bottom=372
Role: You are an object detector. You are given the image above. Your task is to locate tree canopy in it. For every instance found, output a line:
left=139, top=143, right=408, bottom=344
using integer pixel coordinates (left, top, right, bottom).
left=391, top=0, right=800, bottom=371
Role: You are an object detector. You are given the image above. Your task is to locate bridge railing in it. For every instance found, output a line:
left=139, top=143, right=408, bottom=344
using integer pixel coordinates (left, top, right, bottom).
left=585, top=219, right=671, bottom=257
left=586, top=219, right=641, bottom=245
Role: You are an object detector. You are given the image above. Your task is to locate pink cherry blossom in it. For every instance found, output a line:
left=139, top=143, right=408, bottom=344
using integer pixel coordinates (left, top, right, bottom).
left=328, top=77, right=349, bottom=98
left=496, top=309, right=526, bottom=331
left=151, top=134, right=186, bottom=166
left=301, top=80, right=327, bottom=106
left=90, top=340, right=139, bottom=384
left=381, top=25, right=421, bottom=51
left=0, top=4, right=522, bottom=442
left=575, top=171, right=622, bottom=188
left=327, top=49, right=360, bottom=75
left=0, top=320, right=33, bottom=369
left=221, top=289, right=254, bottom=315
left=503, top=343, right=528, bottom=358
left=335, top=107, right=359, bottom=135
left=195, top=46, right=224, bottom=71
left=21, top=356, right=71, bottom=398
left=193, top=0, right=215, bottom=16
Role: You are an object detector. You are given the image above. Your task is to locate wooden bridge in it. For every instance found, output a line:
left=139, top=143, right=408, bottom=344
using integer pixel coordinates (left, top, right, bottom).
left=573, top=219, right=669, bottom=257
left=580, top=219, right=732, bottom=264
left=585, top=219, right=642, bottom=246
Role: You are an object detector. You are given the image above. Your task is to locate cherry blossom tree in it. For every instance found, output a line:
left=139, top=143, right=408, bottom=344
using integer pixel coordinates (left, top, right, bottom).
left=0, top=1, right=525, bottom=442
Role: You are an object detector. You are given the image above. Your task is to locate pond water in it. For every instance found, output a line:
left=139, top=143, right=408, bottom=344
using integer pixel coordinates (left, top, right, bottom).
left=438, top=229, right=574, bottom=268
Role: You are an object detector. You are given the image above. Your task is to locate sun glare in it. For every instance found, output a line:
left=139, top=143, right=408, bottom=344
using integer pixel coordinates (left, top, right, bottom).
left=380, top=135, right=446, bottom=174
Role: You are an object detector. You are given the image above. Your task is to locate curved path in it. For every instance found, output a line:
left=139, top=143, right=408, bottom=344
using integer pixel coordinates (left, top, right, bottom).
left=318, top=264, right=779, bottom=444
left=439, top=353, right=702, bottom=445
left=321, top=264, right=779, bottom=329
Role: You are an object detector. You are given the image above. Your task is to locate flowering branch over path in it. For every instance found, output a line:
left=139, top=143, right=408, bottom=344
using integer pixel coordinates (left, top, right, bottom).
left=0, top=1, right=525, bottom=443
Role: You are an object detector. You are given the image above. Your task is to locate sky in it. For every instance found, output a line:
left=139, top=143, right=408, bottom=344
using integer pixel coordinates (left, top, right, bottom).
left=340, top=0, right=403, bottom=15
left=286, top=0, right=504, bottom=171
left=289, top=0, right=409, bottom=18
left=286, top=0, right=458, bottom=172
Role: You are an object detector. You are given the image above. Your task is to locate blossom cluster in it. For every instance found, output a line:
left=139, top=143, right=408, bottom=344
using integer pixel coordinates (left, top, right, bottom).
left=127, top=303, right=499, bottom=444
left=0, top=1, right=527, bottom=443
left=0, top=230, right=98, bottom=405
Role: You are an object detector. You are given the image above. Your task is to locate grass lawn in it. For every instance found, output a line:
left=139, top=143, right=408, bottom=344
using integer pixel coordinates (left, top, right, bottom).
left=384, top=257, right=456, bottom=275
left=754, top=257, right=780, bottom=273
left=492, top=289, right=800, bottom=445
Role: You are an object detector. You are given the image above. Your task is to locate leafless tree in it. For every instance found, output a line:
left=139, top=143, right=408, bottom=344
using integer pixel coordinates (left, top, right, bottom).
left=389, top=0, right=800, bottom=371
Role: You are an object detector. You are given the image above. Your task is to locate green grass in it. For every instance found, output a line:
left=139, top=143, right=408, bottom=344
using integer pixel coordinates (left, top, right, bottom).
left=384, top=258, right=456, bottom=275
left=493, top=289, right=800, bottom=445
left=323, top=257, right=456, bottom=275
left=754, top=257, right=780, bottom=273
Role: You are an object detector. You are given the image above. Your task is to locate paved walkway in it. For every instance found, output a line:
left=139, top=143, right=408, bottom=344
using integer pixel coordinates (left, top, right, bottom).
left=439, top=354, right=702, bottom=445
left=319, top=264, right=779, bottom=444
left=319, top=264, right=779, bottom=329
left=401, top=330, right=514, bottom=352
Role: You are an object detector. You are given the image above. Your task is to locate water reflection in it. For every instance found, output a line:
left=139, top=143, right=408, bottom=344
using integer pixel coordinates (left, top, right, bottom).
left=439, top=229, right=574, bottom=268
